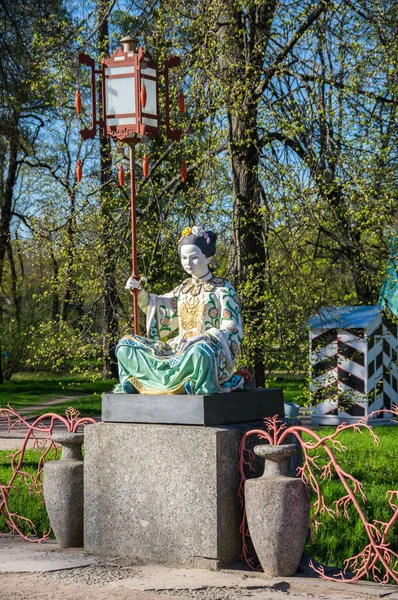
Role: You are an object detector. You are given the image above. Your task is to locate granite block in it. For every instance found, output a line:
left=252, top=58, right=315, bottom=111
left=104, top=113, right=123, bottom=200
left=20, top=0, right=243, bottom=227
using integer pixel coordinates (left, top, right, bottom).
left=84, top=423, right=243, bottom=567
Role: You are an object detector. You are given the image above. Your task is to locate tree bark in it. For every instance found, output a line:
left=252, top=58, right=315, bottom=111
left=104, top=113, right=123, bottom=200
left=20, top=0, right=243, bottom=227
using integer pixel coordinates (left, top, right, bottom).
left=218, top=1, right=278, bottom=387
left=97, top=0, right=119, bottom=379
left=61, top=188, right=79, bottom=323
left=0, top=111, right=19, bottom=290
left=323, top=182, right=378, bottom=304
left=0, top=111, right=19, bottom=385
left=49, top=239, right=60, bottom=320
left=6, top=240, right=20, bottom=322
left=228, top=106, right=267, bottom=387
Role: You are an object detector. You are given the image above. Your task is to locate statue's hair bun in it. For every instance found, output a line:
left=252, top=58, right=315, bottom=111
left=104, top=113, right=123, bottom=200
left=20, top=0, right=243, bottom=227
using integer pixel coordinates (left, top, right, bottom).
left=178, top=229, right=217, bottom=258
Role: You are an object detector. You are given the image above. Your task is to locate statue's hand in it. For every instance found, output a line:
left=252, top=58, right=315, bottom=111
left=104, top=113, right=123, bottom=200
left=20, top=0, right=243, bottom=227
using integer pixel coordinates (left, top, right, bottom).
left=178, top=335, right=206, bottom=352
left=125, top=276, right=147, bottom=291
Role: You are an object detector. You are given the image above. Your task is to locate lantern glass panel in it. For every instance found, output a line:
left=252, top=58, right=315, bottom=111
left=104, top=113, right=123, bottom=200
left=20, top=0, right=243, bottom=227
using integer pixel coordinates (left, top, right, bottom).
left=107, top=117, right=136, bottom=126
left=105, top=69, right=136, bottom=117
left=143, top=78, right=157, bottom=117
left=142, top=117, right=158, bottom=127
left=105, top=66, right=134, bottom=76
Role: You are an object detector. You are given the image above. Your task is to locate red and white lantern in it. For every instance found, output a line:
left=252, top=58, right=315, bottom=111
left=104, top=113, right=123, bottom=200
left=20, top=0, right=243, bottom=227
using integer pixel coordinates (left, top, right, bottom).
left=102, top=42, right=160, bottom=143
left=78, top=37, right=181, bottom=144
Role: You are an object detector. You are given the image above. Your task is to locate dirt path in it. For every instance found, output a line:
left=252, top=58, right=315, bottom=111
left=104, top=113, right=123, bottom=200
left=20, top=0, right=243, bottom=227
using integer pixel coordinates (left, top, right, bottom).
left=16, top=395, right=93, bottom=415
left=0, top=396, right=99, bottom=450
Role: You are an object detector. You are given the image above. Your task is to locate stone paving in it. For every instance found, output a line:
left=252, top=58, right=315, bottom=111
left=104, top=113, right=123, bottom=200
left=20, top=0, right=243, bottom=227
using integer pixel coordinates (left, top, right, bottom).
left=0, top=536, right=397, bottom=600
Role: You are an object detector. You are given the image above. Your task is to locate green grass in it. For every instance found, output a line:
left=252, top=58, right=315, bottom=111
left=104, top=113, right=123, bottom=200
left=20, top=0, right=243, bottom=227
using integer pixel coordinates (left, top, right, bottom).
left=266, top=376, right=307, bottom=404
left=0, top=449, right=53, bottom=538
left=303, top=426, right=398, bottom=572
left=0, top=371, right=116, bottom=417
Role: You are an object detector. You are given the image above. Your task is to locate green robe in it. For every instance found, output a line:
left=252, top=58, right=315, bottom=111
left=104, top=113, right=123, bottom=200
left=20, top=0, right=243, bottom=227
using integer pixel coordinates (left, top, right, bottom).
left=115, top=272, right=244, bottom=395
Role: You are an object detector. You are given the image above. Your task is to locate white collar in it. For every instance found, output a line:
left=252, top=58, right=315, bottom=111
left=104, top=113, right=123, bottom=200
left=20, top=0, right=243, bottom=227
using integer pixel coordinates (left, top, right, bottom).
left=191, top=270, right=212, bottom=284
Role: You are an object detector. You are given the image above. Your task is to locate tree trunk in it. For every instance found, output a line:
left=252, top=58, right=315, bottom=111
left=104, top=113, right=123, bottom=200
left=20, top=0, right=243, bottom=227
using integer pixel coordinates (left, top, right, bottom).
left=0, top=111, right=19, bottom=385
left=97, top=0, right=119, bottom=379
left=6, top=241, right=20, bottom=322
left=228, top=106, right=267, bottom=387
left=0, top=111, right=19, bottom=289
left=61, top=189, right=77, bottom=322
left=322, top=180, right=378, bottom=304
left=217, top=0, right=278, bottom=388
left=0, top=334, right=3, bottom=385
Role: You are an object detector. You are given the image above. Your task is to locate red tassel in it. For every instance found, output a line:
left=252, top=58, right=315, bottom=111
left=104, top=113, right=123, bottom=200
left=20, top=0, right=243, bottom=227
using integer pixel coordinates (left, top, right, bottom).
left=75, top=90, right=82, bottom=116
left=76, top=159, right=82, bottom=183
left=143, top=154, right=149, bottom=178
left=140, top=84, right=147, bottom=108
left=180, top=160, right=187, bottom=183
left=118, top=165, right=124, bottom=186
left=179, top=92, right=185, bottom=115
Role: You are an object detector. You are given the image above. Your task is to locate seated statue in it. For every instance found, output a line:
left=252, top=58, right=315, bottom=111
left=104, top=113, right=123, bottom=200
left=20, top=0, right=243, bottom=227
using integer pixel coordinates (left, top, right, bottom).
left=114, top=226, right=244, bottom=395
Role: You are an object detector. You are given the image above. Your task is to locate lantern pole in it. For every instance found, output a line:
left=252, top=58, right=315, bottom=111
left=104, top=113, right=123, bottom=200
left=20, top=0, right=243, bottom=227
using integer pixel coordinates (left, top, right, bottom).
left=129, top=143, right=139, bottom=335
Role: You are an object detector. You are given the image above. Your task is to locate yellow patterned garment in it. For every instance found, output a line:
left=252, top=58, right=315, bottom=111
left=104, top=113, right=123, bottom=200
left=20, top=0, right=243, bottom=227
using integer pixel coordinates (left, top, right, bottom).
left=115, top=272, right=244, bottom=395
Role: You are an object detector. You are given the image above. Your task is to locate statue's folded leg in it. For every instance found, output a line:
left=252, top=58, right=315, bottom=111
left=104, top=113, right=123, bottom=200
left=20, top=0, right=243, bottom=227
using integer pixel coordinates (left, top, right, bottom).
left=114, top=339, right=221, bottom=395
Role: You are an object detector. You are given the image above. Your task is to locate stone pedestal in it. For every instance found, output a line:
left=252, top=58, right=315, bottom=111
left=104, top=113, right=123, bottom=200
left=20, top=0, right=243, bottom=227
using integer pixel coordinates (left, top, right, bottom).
left=84, top=391, right=287, bottom=567
left=102, top=388, right=284, bottom=425
left=84, top=423, right=245, bottom=568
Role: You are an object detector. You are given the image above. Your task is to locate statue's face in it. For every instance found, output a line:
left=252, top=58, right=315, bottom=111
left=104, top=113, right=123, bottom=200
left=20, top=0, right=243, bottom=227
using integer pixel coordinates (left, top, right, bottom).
left=180, top=244, right=210, bottom=278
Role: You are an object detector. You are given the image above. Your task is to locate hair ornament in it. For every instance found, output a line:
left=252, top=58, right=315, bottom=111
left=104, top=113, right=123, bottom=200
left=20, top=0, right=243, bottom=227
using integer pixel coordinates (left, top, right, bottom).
left=181, top=226, right=192, bottom=237
left=191, top=226, right=205, bottom=236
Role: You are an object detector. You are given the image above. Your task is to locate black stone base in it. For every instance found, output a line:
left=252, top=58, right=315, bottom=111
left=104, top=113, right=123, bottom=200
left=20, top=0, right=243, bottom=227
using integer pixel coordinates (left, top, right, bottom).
left=101, top=388, right=284, bottom=426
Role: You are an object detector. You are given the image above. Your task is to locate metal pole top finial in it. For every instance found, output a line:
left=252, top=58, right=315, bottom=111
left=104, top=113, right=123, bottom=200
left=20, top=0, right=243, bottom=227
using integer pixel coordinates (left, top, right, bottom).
left=121, top=36, right=139, bottom=53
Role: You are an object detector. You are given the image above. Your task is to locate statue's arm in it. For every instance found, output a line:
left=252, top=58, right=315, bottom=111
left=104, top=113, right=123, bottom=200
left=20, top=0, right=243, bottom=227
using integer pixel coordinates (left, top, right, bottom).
left=125, top=276, right=180, bottom=339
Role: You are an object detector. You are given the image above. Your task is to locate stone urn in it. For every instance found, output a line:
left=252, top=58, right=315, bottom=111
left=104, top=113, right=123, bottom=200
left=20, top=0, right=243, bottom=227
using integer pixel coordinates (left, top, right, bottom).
left=284, top=401, right=300, bottom=419
left=244, top=444, right=309, bottom=577
left=43, top=432, right=84, bottom=548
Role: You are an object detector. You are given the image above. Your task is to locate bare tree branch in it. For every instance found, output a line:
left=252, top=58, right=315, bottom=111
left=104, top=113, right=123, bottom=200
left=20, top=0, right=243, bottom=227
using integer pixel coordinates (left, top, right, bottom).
left=255, top=0, right=331, bottom=98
